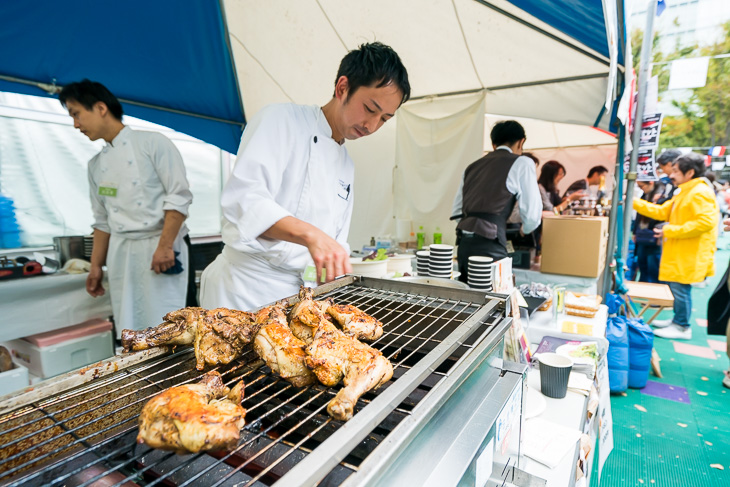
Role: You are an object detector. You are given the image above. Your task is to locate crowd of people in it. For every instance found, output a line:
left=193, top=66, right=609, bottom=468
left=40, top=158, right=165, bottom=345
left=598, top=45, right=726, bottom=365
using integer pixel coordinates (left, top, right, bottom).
left=449, top=124, right=729, bottom=387
left=451, top=119, right=611, bottom=278
left=626, top=149, right=730, bottom=388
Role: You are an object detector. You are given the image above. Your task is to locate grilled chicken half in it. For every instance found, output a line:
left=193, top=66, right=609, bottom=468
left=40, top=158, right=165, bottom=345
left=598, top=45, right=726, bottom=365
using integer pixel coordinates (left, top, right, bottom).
left=137, top=371, right=246, bottom=454
left=288, top=287, right=338, bottom=344
left=253, top=301, right=316, bottom=387
left=121, top=307, right=259, bottom=370
left=326, top=304, right=384, bottom=341
left=305, top=327, right=393, bottom=421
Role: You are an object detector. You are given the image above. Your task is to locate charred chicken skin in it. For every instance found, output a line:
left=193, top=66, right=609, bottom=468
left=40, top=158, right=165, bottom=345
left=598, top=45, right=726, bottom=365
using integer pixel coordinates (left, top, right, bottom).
left=194, top=308, right=260, bottom=370
left=253, top=301, right=316, bottom=387
left=121, top=307, right=205, bottom=352
left=121, top=307, right=259, bottom=370
left=137, top=371, right=246, bottom=454
left=288, top=287, right=338, bottom=344
left=305, top=326, right=394, bottom=421
left=326, top=304, right=384, bottom=341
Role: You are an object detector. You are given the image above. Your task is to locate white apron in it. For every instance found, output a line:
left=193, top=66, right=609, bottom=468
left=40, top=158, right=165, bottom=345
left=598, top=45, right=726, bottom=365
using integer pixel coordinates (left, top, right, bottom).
left=95, top=132, right=188, bottom=337
left=201, top=132, right=350, bottom=311
left=107, top=233, right=188, bottom=337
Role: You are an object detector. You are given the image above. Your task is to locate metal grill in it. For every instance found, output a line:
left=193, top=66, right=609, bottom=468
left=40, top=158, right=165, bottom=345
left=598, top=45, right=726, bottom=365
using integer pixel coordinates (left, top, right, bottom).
left=0, top=277, right=509, bottom=487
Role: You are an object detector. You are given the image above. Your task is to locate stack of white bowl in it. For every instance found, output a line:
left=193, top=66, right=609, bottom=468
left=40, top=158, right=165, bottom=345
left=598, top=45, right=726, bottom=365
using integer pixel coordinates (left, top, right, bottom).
left=468, top=256, right=493, bottom=290
left=429, top=244, right=454, bottom=279
left=416, top=250, right=430, bottom=276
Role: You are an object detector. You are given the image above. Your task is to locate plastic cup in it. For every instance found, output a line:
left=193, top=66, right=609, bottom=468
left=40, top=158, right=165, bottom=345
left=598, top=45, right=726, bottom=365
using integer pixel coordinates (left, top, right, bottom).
left=537, top=353, right=573, bottom=399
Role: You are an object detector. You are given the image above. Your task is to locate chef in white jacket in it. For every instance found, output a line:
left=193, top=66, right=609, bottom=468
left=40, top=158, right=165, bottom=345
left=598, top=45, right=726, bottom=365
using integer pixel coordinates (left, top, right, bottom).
left=60, top=80, right=193, bottom=338
left=201, top=42, right=410, bottom=311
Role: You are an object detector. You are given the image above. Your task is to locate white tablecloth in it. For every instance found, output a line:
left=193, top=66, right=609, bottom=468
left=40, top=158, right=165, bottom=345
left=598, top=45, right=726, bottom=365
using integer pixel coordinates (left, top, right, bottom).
left=526, top=305, right=609, bottom=357
left=522, top=306, right=611, bottom=486
left=0, top=272, right=112, bottom=342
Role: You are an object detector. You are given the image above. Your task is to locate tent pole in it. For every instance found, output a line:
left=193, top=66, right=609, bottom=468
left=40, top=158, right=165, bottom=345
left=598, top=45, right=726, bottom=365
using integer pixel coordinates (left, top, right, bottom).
left=602, top=123, right=625, bottom=297
left=621, top=0, right=657, bottom=263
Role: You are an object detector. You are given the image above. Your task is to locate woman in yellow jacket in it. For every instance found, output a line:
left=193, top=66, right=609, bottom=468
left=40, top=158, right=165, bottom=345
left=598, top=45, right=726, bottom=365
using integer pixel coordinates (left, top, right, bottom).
left=633, top=152, right=718, bottom=340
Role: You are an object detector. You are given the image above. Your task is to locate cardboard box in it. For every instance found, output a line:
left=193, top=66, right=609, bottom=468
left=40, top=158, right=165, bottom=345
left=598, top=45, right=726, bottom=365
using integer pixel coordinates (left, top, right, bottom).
left=540, top=216, right=608, bottom=278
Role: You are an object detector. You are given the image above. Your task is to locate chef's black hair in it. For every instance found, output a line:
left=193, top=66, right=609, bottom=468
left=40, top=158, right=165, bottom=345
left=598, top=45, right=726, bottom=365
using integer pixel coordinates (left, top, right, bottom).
left=335, top=42, right=410, bottom=106
left=59, top=79, right=124, bottom=121
left=674, top=152, right=706, bottom=178
left=587, top=165, right=609, bottom=178
left=490, top=120, right=525, bottom=147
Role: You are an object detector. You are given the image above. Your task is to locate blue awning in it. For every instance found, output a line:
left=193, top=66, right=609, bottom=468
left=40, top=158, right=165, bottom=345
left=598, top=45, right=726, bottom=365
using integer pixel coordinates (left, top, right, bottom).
left=508, top=0, right=624, bottom=65
left=0, top=0, right=245, bottom=154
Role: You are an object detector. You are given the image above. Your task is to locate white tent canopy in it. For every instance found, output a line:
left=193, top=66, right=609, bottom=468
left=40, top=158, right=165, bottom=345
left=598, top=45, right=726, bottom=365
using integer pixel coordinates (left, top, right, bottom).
left=223, top=0, right=623, bottom=249
left=486, top=115, right=617, bottom=150
left=226, top=0, right=618, bottom=129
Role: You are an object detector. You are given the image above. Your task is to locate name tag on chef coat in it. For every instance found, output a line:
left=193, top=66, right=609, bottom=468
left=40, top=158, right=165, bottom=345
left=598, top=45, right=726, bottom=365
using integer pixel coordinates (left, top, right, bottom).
left=338, top=180, right=351, bottom=201
left=98, top=182, right=118, bottom=197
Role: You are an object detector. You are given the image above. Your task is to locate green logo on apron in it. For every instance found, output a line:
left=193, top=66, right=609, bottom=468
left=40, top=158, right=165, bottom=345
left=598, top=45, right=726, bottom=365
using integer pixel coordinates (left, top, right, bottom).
left=99, top=186, right=117, bottom=197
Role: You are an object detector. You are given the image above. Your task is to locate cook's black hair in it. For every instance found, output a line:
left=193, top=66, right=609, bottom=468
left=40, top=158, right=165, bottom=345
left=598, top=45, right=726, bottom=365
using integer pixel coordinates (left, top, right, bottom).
left=674, top=152, right=705, bottom=179
left=59, top=79, right=123, bottom=121
left=335, top=42, right=410, bottom=106
left=490, top=120, right=526, bottom=147
left=657, top=149, right=681, bottom=166
left=538, top=160, right=566, bottom=195
left=587, top=165, right=609, bottom=178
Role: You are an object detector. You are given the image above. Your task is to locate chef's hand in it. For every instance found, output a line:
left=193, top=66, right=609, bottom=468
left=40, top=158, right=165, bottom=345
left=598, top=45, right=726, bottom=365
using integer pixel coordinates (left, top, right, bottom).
left=307, top=232, right=352, bottom=284
left=86, top=266, right=105, bottom=297
left=724, top=217, right=730, bottom=232
left=151, top=246, right=175, bottom=274
left=653, top=227, right=664, bottom=239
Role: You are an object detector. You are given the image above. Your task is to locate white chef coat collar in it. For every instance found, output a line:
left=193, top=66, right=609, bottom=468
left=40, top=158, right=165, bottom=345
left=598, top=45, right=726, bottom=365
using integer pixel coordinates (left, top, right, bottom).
left=108, top=125, right=131, bottom=148
left=495, top=145, right=512, bottom=153
left=317, top=107, right=344, bottom=145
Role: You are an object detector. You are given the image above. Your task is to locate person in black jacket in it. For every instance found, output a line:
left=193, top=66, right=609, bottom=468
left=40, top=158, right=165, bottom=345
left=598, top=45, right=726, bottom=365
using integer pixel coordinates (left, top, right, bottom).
left=633, top=180, right=665, bottom=283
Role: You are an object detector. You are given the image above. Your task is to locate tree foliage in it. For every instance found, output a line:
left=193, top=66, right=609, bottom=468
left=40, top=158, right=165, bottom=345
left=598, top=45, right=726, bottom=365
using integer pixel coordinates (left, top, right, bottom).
left=632, top=22, right=730, bottom=148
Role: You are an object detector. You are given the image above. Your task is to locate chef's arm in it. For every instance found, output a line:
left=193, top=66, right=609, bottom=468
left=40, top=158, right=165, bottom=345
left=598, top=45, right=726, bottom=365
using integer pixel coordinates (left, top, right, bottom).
left=87, top=229, right=110, bottom=297
left=151, top=210, right=186, bottom=274
left=263, top=216, right=352, bottom=284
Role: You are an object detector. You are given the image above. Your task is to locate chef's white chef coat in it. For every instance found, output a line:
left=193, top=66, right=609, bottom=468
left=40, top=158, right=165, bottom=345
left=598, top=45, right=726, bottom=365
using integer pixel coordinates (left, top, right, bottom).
left=200, top=103, right=354, bottom=311
left=88, top=126, right=193, bottom=336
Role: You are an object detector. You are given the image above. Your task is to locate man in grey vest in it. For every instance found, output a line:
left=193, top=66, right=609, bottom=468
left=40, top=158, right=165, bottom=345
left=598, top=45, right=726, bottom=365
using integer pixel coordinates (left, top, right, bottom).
left=451, top=120, right=542, bottom=283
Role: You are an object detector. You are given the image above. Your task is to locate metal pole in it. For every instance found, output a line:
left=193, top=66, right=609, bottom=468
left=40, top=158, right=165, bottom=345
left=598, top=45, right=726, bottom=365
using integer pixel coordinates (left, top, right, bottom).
left=602, top=125, right=625, bottom=297
left=621, top=0, right=657, bottom=261
left=600, top=0, right=627, bottom=298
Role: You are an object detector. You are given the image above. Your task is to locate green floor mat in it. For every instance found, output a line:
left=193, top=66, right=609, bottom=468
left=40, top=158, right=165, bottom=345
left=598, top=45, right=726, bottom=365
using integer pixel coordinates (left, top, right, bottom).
left=592, top=235, right=730, bottom=486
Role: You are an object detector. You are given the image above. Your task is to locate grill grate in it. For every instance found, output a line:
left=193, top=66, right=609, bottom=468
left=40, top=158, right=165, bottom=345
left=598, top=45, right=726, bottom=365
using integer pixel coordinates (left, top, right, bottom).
left=0, top=279, right=506, bottom=486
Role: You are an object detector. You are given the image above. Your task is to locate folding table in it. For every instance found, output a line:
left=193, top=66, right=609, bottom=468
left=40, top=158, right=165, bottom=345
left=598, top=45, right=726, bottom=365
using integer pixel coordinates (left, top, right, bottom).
left=624, top=281, right=675, bottom=378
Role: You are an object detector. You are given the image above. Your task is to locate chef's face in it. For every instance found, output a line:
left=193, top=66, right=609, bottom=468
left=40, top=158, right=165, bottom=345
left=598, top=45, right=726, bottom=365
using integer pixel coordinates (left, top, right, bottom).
left=65, top=99, right=105, bottom=141
left=336, top=77, right=403, bottom=140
